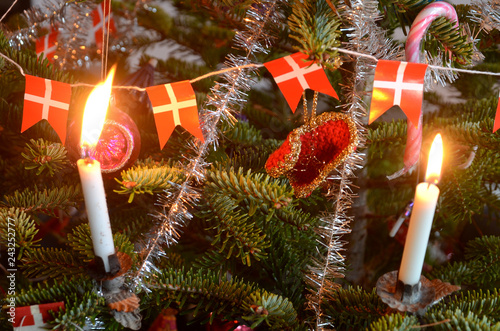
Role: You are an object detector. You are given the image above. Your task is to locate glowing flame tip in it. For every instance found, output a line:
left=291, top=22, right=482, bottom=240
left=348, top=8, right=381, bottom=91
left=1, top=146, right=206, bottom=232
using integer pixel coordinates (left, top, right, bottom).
left=425, top=133, right=443, bottom=184
left=80, top=67, right=116, bottom=149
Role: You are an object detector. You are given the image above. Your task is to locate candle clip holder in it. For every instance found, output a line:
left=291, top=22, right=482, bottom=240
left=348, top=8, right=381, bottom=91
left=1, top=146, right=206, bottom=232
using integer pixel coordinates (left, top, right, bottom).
left=89, top=251, right=142, bottom=330
left=88, top=251, right=133, bottom=281
left=376, top=270, right=460, bottom=313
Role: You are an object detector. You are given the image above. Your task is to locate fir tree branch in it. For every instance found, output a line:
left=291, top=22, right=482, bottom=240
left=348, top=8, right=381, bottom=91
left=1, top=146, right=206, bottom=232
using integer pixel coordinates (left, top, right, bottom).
left=288, top=0, right=341, bottom=68
left=429, top=289, right=500, bottom=321
left=428, top=236, right=500, bottom=287
left=21, top=139, right=70, bottom=177
left=13, top=276, right=95, bottom=307
left=369, top=313, right=419, bottom=331
left=22, top=247, right=87, bottom=280
left=114, top=164, right=186, bottom=203
left=51, top=294, right=105, bottom=331
left=322, top=286, right=392, bottom=329
left=147, top=267, right=298, bottom=329
left=1, top=185, right=81, bottom=216
left=200, top=194, right=269, bottom=266
left=205, top=166, right=293, bottom=208
left=0, top=207, right=40, bottom=260
left=424, top=309, right=499, bottom=330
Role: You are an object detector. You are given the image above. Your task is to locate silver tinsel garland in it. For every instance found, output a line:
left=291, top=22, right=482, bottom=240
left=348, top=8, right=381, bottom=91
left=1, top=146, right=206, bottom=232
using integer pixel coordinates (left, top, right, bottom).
left=131, top=0, right=284, bottom=292
left=304, top=1, right=402, bottom=329
left=470, top=0, right=500, bottom=33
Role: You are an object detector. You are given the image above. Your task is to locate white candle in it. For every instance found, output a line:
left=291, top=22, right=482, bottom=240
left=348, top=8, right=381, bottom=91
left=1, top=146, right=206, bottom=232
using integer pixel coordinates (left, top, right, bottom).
left=78, top=158, right=115, bottom=272
left=77, top=68, right=116, bottom=273
left=398, top=134, right=443, bottom=285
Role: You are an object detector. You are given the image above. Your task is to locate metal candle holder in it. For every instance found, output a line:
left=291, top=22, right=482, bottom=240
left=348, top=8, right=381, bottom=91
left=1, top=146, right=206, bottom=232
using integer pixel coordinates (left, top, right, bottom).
left=376, top=270, right=460, bottom=313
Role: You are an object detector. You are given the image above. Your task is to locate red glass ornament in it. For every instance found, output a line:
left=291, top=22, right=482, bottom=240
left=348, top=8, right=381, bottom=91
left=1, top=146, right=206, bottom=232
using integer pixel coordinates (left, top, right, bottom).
left=67, top=105, right=141, bottom=174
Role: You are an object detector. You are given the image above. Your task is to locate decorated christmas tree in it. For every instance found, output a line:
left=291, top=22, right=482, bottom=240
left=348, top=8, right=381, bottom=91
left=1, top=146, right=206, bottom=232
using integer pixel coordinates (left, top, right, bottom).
left=0, top=0, right=499, bottom=330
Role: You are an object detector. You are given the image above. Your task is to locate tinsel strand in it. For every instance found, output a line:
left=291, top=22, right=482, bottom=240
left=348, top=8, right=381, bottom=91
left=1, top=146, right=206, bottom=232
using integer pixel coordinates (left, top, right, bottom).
left=469, top=0, right=500, bottom=33
left=131, top=0, right=282, bottom=291
left=305, top=1, right=403, bottom=329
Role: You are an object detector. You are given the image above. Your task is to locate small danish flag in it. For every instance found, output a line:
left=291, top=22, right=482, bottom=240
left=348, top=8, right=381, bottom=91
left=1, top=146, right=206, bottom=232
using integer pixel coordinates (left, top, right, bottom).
left=36, top=27, right=59, bottom=62
left=22, top=75, right=72, bottom=144
left=146, top=80, right=204, bottom=148
left=369, top=60, right=428, bottom=127
left=494, top=91, right=500, bottom=133
left=91, top=0, right=116, bottom=47
left=13, top=302, right=65, bottom=330
left=264, top=52, right=338, bottom=112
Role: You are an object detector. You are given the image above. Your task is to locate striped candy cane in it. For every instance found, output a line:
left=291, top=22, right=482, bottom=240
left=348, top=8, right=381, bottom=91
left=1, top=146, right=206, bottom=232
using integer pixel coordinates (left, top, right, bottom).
left=389, top=2, right=458, bottom=180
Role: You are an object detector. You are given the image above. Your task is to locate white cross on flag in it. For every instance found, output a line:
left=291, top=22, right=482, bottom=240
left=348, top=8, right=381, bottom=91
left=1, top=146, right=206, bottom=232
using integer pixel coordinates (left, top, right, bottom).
left=36, top=27, right=59, bottom=62
left=146, top=80, right=204, bottom=148
left=22, top=75, right=72, bottom=144
left=13, top=302, right=65, bottom=330
left=369, top=59, right=428, bottom=126
left=91, top=0, right=116, bottom=47
left=264, top=52, right=339, bottom=112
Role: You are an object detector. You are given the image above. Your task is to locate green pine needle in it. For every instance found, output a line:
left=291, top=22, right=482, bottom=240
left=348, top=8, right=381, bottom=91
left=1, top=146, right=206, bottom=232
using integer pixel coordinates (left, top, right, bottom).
left=21, top=138, right=69, bottom=176
left=115, top=164, right=186, bottom=202
left=2, top=184, right=81, bottom=216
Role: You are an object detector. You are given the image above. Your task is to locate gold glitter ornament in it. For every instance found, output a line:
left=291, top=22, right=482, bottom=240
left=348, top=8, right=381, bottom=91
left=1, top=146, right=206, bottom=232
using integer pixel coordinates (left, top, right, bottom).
left=265, top=92, right=358, bottom=197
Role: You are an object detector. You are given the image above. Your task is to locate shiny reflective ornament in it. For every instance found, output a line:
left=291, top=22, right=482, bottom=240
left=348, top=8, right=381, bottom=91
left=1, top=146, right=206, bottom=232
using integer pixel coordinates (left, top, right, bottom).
left=67, top=106, right=141, bottom=174
left=266, top=111, right=358, bottom=198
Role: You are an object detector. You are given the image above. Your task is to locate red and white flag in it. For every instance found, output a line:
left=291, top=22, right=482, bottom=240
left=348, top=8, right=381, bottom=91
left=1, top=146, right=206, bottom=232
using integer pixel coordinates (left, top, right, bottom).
left=36, top=27, right=59, bottom=62
left=369, top=60, right=428, bottom=127
left=91, top=0, right=116, bottom=47
left=22, top=75, right=72, bottom=144
left=13, top=302, right=65, bottom=330
left=264, top=52, right=338, bottom=112
left=146, top=80, right=204, bottom=148
left=494, top=90, right=500, bottom=132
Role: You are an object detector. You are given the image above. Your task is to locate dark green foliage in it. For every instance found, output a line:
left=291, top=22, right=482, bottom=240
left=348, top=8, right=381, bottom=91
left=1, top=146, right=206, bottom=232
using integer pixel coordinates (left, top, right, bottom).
left=1, top=184, right=81, bottom=215
left=21, top=138, right=70, bottom=176
left=114, top=163, right=186, bottom=202
left=0, top=0, right=499, bottom=329
left=424, top=309, right=499, bottom=330
left=205, top=166, right=294, bottom=209
left=13, top=276, right=95, bottom=307
left=0, top=207, right=40, bottom=259
left=366, top=120, right=407, bottom=161
left=146, top=267, right=298, bottom=329
left=201, top=194, right=269, bottom=265
left=22, top=247, right=86, bottom=279
left=288, top=0, right=341, bottom=69
left=429, top=236, right=500, bottom=288
left=322, top=286, right=391, bottom=329
left=429, top=289, right=500, bottom=321
left=12, top=277, right=104, bottom=330
left=424, top=16, right=474, bottom=66
left=67, top=224, right=96, bottom=263
left=50, top=294, right=105, bottom=330
left=369, top=313, right=419, bottom=330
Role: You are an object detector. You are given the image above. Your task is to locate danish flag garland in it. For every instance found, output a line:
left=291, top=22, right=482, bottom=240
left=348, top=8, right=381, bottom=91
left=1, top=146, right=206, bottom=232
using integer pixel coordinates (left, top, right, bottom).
left=369, top=59, right=428, bottom=127
left=146, top=80, right=204, bottom=149
left=18, top=52, right=500, bottom=155
left=264, top=52, right=339, bottom=112
left=22, top=75, right=71, bottom=145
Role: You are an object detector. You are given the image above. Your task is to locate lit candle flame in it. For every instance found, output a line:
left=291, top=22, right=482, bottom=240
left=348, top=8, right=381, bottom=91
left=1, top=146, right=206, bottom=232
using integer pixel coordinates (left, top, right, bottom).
left=425, top=133, right=443, bottom=184
left=80, top=67, right=116, bottom=151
